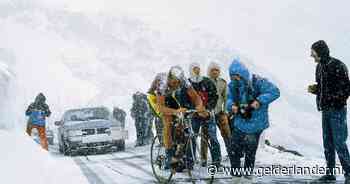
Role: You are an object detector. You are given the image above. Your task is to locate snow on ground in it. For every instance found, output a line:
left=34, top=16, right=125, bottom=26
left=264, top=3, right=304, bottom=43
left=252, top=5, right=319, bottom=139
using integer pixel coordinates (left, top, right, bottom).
left=0, top=130, right=88, bottom=184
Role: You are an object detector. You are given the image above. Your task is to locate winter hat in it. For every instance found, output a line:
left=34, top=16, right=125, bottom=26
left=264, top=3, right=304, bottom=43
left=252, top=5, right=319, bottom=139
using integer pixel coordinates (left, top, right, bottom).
left=311, top=40, right=330, bottom=59
left=168, top=65, right=185, bottom=81
left=207, top=62, right=221, bottom=76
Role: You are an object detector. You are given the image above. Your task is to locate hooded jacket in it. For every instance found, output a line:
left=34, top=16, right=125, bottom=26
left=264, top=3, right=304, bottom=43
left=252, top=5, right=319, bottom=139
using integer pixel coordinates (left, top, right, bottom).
left=131, top=92, right=151, bottom=119
left=26, top=93, right=51, bottom=126
left=207, top=62, right=227, bottom=114
left=226, top=59, right=280, bottom=133
left=312, top=40, right=350, bottom=111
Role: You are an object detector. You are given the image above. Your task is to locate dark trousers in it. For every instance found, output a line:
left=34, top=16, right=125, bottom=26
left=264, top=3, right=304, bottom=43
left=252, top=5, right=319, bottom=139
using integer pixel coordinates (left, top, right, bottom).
left=191, top=117, right=222, bottom=164
left=322, top=107, right=350, bottom=175
left=135, top=117, right=147, bottom=145
left=229, top=127, right=262, bottom=172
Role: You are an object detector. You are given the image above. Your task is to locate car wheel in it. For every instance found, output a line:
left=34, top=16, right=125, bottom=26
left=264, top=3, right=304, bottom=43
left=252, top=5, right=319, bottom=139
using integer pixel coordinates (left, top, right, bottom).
left=48, top=138, right=54, bottom=145
left=58, top=143, right=63, bottom=153
left=62, top=141, right=71, bottom=156
left=117, top=140, right=125, bottom=151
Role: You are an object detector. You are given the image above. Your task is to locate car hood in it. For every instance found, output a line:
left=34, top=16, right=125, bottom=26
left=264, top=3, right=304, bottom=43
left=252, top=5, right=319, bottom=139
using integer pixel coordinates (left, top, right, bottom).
left=62, top=119, right=113, bottom=130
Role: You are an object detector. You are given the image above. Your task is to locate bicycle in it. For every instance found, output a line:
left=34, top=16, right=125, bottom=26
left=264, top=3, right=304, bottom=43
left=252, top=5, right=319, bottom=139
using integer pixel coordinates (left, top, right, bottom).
left=150, top=110, right=216, bottom=184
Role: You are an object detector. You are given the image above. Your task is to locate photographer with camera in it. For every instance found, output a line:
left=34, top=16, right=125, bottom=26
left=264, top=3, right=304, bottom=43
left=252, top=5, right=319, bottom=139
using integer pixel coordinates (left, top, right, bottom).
left=227, top=59, right=280, bottom=180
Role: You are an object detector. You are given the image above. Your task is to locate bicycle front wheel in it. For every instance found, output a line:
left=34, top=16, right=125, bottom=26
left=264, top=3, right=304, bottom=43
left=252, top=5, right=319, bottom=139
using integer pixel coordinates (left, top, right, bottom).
left=150, top=135, right=175, bottom=183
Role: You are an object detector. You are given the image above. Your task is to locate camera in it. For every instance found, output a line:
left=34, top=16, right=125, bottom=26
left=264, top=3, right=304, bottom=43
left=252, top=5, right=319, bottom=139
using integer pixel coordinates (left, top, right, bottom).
left=238, top=103, right=254, bottom=119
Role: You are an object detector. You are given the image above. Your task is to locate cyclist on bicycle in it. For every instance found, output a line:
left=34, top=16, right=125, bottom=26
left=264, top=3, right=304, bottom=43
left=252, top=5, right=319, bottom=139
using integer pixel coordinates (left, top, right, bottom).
left=149, top=66, right=207, bottom=170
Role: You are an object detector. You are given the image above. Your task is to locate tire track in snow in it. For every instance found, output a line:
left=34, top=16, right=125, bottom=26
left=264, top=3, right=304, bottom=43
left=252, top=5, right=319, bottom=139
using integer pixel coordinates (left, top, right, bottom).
left=104, top=160, right=156, bottom=183
left=84, top=153, right=156, bottom=183
left=109, top=152, right=155, bottom=178
left=74, top=157, right=106, bottom=184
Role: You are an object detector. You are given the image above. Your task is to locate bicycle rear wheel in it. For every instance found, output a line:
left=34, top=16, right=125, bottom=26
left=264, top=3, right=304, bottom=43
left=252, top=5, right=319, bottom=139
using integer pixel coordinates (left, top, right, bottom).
left=150, top=135, right=175, bottom=183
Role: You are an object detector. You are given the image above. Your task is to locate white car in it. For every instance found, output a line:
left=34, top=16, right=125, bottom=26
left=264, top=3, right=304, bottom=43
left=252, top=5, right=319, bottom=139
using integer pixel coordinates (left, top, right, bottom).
left=55, top=107, right=128, bottom=155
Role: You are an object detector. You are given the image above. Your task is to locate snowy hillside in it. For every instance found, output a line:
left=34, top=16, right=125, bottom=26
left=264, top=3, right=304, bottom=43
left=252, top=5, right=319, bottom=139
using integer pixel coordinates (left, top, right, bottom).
left=1, top=0, right=350, bottom=166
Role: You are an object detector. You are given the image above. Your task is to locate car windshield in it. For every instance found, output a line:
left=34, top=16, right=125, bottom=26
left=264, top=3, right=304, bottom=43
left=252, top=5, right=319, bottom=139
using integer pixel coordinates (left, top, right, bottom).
left=63, top=108, right=110, bottom=122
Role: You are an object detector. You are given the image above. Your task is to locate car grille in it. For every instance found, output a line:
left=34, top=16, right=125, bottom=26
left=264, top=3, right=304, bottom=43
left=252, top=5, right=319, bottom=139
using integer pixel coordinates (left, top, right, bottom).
left=82, top=129, right=95, bottom=135
left=82, top=128, right=110, bottom=135
left=97, top=128, right=109, bottom=134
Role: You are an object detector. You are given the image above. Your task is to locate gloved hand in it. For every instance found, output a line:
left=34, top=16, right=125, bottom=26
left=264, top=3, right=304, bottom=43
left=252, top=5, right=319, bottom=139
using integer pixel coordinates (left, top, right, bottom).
left=308, top=84, right=318, bottom=94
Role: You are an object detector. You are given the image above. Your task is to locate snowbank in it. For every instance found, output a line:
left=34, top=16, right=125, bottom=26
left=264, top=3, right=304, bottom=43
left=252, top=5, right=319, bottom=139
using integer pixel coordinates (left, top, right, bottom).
left=0, top=56, right=12, bottom=129
left=0, top=130, right=88, bottom=184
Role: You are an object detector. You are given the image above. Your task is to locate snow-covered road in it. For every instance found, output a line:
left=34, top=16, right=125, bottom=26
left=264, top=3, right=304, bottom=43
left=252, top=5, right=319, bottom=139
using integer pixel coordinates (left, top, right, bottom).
left=49, top=144, right=347, bottom=184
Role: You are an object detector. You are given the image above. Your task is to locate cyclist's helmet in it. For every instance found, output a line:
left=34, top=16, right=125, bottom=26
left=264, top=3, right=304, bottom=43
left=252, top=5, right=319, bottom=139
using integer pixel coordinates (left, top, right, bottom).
left=168, top=65, right=185, bottom=81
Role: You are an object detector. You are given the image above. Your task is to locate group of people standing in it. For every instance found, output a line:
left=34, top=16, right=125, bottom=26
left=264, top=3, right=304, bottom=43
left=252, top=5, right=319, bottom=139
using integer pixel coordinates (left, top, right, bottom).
left=147, top=56, right=280, bottom=176
left=145, top=40, right=350, bottom=182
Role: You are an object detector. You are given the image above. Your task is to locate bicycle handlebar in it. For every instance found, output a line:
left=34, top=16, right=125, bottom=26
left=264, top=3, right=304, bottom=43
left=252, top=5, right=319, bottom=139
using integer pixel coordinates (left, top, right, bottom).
left=177, top=109, right=212, bottom=119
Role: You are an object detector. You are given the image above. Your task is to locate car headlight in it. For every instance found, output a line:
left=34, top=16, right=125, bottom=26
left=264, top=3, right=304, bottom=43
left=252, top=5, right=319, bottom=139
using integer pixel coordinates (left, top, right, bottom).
left=68, top=130, right=82, bottom=137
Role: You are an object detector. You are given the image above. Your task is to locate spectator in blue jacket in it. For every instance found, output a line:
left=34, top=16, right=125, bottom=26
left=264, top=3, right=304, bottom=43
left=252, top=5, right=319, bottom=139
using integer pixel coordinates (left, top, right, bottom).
left=226, top=59, right=280, bottom=178
left=25, top=93, right=51, bottom=150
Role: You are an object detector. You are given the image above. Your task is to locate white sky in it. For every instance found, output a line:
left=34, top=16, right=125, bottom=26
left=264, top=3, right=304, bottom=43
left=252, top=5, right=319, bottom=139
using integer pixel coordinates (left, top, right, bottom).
left=39, top=0, right=350, bottom=89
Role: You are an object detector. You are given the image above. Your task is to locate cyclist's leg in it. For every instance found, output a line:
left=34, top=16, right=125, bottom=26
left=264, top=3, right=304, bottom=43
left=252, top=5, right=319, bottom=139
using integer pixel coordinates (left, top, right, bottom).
left=207, top=117, right=222, bottom=166
left=163, top=115, right=175, bottom=169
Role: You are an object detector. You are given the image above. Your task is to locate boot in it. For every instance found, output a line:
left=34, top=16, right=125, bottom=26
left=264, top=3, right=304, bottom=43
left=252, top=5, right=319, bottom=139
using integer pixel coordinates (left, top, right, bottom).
left=164, top=148, right=175, bottom=170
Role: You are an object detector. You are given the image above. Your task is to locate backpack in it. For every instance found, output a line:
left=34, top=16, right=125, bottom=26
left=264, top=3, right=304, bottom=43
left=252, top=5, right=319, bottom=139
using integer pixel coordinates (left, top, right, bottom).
left=29, top=110, right=46, bottom=126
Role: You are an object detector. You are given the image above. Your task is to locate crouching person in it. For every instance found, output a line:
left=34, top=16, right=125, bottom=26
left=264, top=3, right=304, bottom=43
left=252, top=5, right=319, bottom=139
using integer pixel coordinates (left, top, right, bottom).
left=26, top=93, right=51, bottom=151
left=226, top=59, right=280, bottom=179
